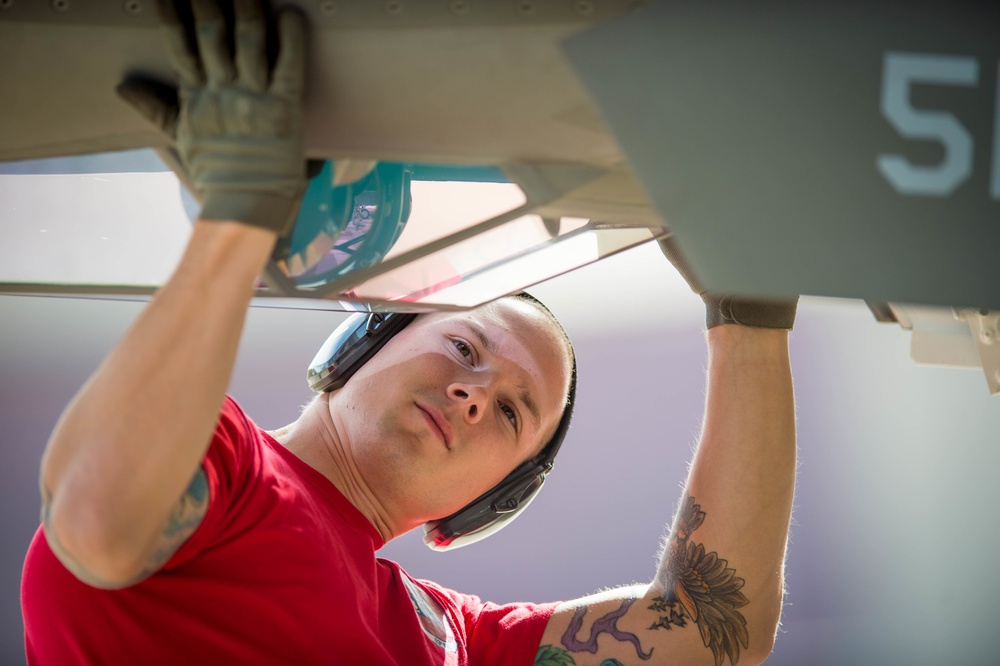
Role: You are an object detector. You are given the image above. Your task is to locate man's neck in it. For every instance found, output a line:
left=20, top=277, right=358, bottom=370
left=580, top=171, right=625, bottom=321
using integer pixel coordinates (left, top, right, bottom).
left=268, top=394, right=401, bottom=543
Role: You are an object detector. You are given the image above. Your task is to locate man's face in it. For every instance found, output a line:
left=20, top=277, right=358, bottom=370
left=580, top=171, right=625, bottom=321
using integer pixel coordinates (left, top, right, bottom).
left=327, top=299, right=572, bottom=529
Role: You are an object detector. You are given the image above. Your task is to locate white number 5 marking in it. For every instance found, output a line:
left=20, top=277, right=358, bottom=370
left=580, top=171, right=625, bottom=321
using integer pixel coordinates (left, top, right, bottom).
left=877, top=52, right=978, bottom=197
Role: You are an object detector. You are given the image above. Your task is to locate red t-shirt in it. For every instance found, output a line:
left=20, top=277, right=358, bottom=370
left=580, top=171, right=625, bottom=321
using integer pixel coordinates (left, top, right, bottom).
left=22, top=397, right=559, bottom=665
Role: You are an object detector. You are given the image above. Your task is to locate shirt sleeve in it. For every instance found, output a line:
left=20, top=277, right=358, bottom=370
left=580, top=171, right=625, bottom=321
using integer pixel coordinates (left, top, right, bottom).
left=161, top=395, right=257, bottom=570
left=421, top=579, right=562, bottom=666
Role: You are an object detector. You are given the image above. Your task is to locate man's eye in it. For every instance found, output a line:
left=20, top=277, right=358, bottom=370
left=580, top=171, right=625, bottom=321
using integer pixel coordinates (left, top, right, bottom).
left=453, top=339, right=474, bottom=362
left=500, top=403, right=517, bottom=429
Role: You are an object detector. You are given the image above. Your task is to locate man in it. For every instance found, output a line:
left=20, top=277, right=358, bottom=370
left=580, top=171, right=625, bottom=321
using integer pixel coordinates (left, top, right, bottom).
left=21, top=1, right=797, bottom=664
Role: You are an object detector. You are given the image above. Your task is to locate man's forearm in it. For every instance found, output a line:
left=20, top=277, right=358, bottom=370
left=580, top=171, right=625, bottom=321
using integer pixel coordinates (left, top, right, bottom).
left=535, top=325, right=795, bottom=666
left=649, top=325, right=795, bottom=664
left=40, top=221, right=276, bottom=583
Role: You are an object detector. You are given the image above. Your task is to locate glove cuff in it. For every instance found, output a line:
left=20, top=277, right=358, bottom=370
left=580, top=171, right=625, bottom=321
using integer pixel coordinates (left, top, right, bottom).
left=201, top=191, right=303, bottom=236
left=704, top=295, right=799, bottom=330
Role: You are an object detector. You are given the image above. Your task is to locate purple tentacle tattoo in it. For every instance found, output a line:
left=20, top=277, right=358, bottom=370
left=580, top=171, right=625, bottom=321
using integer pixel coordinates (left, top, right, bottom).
left=561, top=597, right=653, bottom=660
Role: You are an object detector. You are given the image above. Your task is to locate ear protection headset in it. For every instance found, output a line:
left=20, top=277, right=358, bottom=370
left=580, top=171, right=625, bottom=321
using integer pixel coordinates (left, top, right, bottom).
left=306, top=296, right=576, bottom=551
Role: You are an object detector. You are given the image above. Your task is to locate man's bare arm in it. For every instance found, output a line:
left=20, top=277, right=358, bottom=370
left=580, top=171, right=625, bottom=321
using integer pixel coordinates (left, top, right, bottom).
left=37, top=0, right=307, bottom=588
left=40, top=222, right=276, bottom=586
left=41, top=466, right=210, bottom=589
left=537, top=324, right=795, bottom=666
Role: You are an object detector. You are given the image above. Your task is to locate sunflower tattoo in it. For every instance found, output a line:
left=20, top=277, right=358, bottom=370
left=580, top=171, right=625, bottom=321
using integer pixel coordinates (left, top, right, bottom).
left=648, top=496, right=750, bottom=666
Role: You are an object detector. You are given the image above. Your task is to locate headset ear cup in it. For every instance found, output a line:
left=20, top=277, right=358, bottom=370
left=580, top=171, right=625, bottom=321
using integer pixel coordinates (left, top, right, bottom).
left=423, top=461, right=548, bottom=551
left=307, top=312, right=417, bottom=393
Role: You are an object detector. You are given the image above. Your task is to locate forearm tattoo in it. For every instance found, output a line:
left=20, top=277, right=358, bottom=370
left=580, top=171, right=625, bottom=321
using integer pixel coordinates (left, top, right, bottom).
left=649, top=496, right=749, bottom=666
left=537, top=496, right=749, bottom=666
left=561, top=598, right=652, bottom=660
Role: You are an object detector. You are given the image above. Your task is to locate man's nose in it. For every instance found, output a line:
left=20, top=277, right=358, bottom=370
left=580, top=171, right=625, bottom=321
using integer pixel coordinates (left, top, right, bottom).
left=447, top=382, right=489, bottom=424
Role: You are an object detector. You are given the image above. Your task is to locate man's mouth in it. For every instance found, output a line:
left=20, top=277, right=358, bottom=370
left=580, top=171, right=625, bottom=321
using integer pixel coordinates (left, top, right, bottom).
left=417, top=403, right=453, bottom=449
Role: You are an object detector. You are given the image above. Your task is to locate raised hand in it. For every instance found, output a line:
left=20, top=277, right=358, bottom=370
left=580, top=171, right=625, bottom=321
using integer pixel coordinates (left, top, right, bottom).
left=117, top=0, right=308, bottom=235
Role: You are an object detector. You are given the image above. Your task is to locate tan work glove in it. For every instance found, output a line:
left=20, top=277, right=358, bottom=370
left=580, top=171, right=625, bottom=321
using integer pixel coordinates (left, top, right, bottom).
left=117, top=0, right=308, bottom=235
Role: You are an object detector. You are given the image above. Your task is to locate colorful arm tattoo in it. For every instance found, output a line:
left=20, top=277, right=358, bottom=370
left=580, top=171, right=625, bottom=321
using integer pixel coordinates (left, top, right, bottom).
left=561, top=597, right=652, bottom=660
left=649, top=496, right=750, bottom=666
left=540, top=496, right=750, bottom=666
